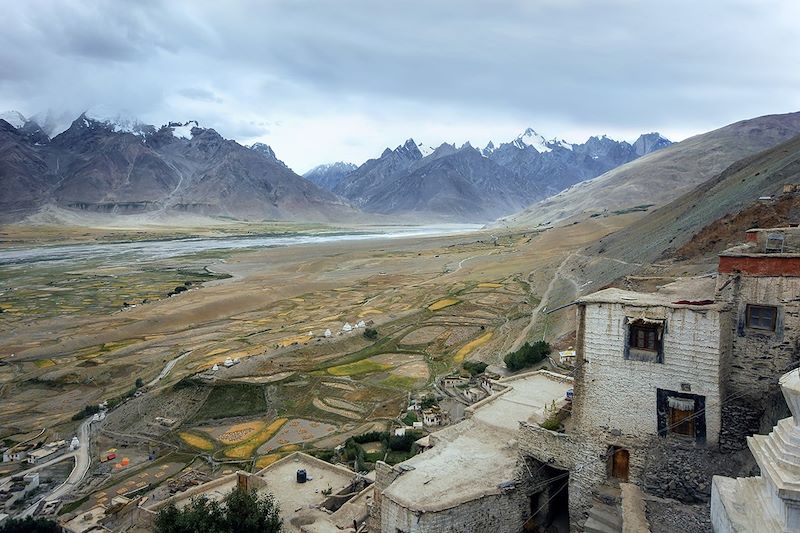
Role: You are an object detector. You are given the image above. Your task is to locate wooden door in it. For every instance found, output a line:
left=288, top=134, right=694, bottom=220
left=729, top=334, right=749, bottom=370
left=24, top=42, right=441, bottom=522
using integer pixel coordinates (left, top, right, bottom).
left=669, top=407, right=695, bottom=437
left=612, top=448, right=629, bottom=481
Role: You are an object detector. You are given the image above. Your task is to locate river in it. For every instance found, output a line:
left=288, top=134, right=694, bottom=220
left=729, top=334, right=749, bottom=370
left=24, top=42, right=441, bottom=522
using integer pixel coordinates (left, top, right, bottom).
left=0, top=224, right=483, bottom=267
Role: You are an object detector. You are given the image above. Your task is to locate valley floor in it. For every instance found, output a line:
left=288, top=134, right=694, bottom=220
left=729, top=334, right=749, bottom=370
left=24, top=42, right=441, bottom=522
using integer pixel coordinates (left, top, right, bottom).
left=0, top=215, right=635, bottom=516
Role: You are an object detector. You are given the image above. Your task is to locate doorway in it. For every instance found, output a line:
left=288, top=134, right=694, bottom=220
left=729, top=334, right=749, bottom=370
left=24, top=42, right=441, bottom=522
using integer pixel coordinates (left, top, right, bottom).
left=610, top=446, right=629, bottom=482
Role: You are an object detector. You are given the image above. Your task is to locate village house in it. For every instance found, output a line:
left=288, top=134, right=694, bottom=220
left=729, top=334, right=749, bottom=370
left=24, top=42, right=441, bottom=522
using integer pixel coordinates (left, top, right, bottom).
left=368, top=227, right=800, bottom=532
left=518, top=227, right=800, bottom=529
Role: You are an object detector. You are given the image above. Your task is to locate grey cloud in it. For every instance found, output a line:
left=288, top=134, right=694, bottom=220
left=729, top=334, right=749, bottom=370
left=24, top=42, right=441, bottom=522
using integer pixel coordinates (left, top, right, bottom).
left=1, top=0, right=798, bottom=168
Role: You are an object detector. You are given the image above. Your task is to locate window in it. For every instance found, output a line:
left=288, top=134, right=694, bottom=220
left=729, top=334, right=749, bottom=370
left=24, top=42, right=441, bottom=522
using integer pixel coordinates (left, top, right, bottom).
left=630, top=324, right=658, bottom=351
left=657, top=390, right=706, bottom=443
left=625, top=320, right=663, bottom=362
left=746, top=304, right=777, bottom=331
left=668, top=398, right=695, bottom=437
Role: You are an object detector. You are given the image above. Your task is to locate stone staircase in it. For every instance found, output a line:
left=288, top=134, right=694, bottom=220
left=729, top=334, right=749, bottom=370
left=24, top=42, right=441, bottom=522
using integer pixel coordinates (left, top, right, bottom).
left=583, top=485, right=623, bottom=533
left=711, top=368, right=800, bottom=532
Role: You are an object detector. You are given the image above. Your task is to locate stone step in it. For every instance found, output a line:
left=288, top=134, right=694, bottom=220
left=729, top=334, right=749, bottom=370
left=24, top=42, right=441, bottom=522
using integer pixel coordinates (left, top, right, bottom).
left=775, top=418, right=800, bottom=448
left=749, top=437, right=800, bottom=498
left=751, top=434, right=800, bottom=478
left=764, top=431, right=800, bottom=469
left=583, top=516, right=621, bottom=533
left=594, top=485, right=621, bottom=505
left=588, top=502, right=622, bottom=529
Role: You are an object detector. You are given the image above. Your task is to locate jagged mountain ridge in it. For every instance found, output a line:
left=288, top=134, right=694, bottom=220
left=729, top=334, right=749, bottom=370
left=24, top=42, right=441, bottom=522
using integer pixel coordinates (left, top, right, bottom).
left=501, top=112, right=800, bottom=228
left=304, top=162, right=358, bottom=191
left=327, top=130, right=671, bottom=221
left=0, top=113, right=357, bottom=223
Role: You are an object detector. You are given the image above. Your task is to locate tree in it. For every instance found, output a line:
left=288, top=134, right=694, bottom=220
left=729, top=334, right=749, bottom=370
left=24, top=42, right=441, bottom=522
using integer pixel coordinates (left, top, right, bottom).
left=154, top=487, right=282, bottom=533
left=0, top=517, right=61, bottom=533
left=363, top=327, right=378, bottom=340
left=135, top=377, right=144, bottom=388
left=503, top=341, right=552, bottom=371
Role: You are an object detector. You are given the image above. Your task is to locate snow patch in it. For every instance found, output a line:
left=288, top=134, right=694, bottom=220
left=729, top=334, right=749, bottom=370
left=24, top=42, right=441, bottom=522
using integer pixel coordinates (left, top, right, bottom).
left=171, top=121, right=199, bottom=139
left=0, top=110, right=26, bottom=129
left=84, top=107, right=151, bottom=136
left=417, top=142, right=434, bottom=157
left=513, top=127, right=552, bottom=153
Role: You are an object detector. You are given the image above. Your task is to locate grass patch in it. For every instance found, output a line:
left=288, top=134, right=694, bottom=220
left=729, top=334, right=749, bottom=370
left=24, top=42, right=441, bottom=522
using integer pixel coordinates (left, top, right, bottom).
left=428, top=298, right=460, bottom=311
left=196, top=383, right=268, bottom=420
left=381, top=375, right=419, bottom=390
left=477, top=283, right=503, bottom=288
left=33, top=359, right=56, bottom=368
left=454, top=332, right=493, bottom=363
left=327, top=359, right=391, bottom=376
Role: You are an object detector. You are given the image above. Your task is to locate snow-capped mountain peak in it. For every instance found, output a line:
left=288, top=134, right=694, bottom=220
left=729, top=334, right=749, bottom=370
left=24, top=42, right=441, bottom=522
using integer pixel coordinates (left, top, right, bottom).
left=417, top=142, right=434, bottom=157
left=167, top=120, right=199, bottom=139
left=0, top=110, right=27, bottom=129
left=81, top=108, right=155, bottom=136
left=513, top=127, right=552, bottom=153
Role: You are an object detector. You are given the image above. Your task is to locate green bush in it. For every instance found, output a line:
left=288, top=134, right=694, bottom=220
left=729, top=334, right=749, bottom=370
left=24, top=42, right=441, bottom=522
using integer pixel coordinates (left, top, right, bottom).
left=155, top=487, right=282, bottom=533
left=0, top=517, right=61, bottom=533
left=462, top=361, right=488, bottom=376
left=402, top=411, right=418, bottom=425
left=72, top=404, right=100, bottom=421
left=363, top=327, right=378, bottom=340
left=503, top=341, right=551, bottom=372
left=388, top=434, right=416, bottom=452
left=352, top=431, right=388, bottom=444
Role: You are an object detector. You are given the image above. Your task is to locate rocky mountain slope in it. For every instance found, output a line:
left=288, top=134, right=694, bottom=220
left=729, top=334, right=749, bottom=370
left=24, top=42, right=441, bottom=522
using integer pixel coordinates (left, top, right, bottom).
left=501, top=112, right=800, bottom=228
left=304, top=162, right=358, bottom=190
left=544, top=133, right=800, bottom=313
left=328, top=130, right=669, bottom=222
left=0, top=112, right=357, bottom=223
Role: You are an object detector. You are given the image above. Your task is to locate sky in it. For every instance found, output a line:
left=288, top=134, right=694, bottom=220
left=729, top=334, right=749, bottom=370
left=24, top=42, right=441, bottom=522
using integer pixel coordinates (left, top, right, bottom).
left=2, top=0, right=799, bottom=173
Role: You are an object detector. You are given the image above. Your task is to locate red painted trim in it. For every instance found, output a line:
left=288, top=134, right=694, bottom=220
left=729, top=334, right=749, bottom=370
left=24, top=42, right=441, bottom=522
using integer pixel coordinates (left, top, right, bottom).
left=719, top=255, right=800, bottom=276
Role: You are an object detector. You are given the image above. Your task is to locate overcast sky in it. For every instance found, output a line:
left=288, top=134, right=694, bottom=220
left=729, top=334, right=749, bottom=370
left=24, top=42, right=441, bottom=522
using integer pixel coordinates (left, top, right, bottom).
left=2, top=0, right=799, bottom=172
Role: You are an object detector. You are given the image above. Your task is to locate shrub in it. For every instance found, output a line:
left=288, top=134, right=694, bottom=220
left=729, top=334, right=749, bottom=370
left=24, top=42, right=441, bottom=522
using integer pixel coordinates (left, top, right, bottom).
left=363, top=327, right=378, bottom=340
left=402, top=411, right=417, bottom=425
left=388, top=433, right=415, bottom=452
left=155, top=488, right=281, bottom=533
left=0, top=517, right=61, bottom=533
left=72, top=404, right=101, bottom=421
left=462, top=361, right=488, bottom=376
left=503, top=341, right=551, bottom=371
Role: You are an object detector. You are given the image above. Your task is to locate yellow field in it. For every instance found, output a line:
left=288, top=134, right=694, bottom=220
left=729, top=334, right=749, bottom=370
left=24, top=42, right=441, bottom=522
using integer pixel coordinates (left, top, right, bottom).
left=428, top=298, right=460, bottom=311
left=218, top=420, right=266, bottom=444
left=33, top=359, right=56, bottom=368
left=477, top=283, right=503, bottom=288
left=327, top=360, right=391, bottom=376
left=454, top=332, right=494, bottom=363
left=178, top=431, right=214, bottom=451
left=224, top=418, right=288, bottom=459
left=255, top=453, right=283, bottom=469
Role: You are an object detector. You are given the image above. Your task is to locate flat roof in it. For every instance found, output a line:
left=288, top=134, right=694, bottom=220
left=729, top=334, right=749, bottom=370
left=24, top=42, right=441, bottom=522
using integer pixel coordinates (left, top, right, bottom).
left=579, top=277, right=720, bottom=310
left=382, top=371, right=572, bottom=511
left=164, top=453, right=358, bottom=532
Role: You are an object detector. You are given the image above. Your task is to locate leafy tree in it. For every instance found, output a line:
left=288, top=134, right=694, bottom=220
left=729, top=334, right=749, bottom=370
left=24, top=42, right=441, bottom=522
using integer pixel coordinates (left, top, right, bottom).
left=154, top=487, right=282, bottom=533
left=135, top=377, right=144, bottom=388
left=0, top=517, right=61, bottom=533
left=363, top=327, right=378, bottom=340
left=462, top=361, right=488, bottom=376
left=503, top=341, right=552, bottom=371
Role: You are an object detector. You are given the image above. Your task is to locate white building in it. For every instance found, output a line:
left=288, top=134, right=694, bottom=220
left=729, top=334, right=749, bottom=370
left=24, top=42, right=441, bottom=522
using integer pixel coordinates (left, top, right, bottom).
left=70, top=436, right=80, bottom=450
left=342, top=322, right=353, bottom=333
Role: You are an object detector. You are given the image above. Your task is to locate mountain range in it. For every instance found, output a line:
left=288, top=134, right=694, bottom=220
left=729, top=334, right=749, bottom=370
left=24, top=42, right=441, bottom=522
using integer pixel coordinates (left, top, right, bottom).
left=307, top=129, right=671, bottom=221
left=501, top=111, right=800, bottom=228
left=0, top=111, right=357, bottom=224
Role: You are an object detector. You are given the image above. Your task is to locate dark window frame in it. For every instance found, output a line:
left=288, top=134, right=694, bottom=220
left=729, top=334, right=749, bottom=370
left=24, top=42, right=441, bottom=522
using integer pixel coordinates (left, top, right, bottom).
left=656, top=389, right=706, bottom=444
left=624, top=319, right=664, bottom=363
left=745, top=304, right=778, bottom=332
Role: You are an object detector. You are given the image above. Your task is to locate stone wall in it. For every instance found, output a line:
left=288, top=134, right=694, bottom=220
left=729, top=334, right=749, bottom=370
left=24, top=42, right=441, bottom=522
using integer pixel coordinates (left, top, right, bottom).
left=379, top=488, right=529, bottom=533
left=574, top=302, right=724, bottom=444
left=717, top=272, right=800, bottom=448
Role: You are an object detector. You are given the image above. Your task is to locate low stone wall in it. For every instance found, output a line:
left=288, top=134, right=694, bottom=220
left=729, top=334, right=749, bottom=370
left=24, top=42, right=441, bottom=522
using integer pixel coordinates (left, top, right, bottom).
left=380, top=488, right=529, bottom=533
